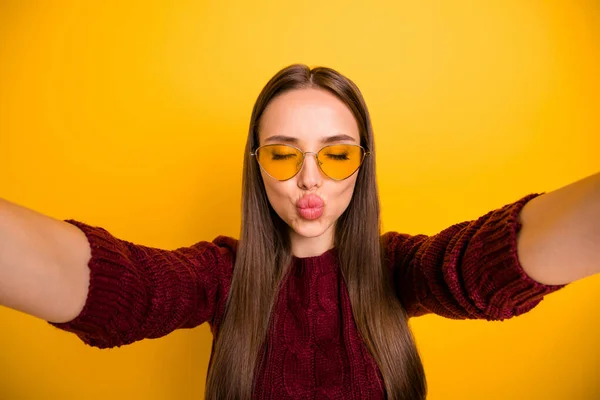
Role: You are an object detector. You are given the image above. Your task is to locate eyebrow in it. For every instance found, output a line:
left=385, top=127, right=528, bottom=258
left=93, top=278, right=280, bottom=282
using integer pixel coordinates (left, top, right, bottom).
left=264, top=134, right=356, bottom=144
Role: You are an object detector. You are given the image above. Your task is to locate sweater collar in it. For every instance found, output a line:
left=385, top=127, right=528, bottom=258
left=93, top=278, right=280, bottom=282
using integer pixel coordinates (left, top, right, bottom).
left=291, top=247, right=338, bottom=269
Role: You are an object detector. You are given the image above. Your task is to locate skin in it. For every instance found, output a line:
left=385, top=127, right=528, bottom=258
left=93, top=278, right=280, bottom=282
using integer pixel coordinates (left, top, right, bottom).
left=257, top=88, right=361, bottom=258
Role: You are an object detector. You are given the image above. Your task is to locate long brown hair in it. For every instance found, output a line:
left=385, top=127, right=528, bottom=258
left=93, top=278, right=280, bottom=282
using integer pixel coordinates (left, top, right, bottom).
left=205, top=64, right=426, bottom=399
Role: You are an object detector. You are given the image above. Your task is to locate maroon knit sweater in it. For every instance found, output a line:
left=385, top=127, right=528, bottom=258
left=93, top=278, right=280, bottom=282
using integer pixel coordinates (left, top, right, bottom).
left=49, top=193, right=566, bottom=399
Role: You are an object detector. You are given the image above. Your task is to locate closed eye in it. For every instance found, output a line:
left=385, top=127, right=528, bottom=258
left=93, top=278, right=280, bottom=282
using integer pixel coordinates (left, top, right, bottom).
left=272, top=153, right=297, bottom=160
left=325, top=153, right=349, bottom=160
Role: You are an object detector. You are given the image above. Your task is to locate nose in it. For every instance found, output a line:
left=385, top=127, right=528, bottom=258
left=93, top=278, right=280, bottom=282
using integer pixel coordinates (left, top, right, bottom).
left=296, top=152, right=323, bottom=190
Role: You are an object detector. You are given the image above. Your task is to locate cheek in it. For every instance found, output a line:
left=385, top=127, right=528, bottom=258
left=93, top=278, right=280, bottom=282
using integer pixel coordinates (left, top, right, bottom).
left=261, top=174, right=291, bottom=211
left=335, top=179, right=357, bottom=212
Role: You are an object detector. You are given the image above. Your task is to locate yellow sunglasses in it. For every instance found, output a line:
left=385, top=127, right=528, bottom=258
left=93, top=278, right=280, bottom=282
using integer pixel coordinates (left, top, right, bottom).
left=250, top=143, right=370, bottom=181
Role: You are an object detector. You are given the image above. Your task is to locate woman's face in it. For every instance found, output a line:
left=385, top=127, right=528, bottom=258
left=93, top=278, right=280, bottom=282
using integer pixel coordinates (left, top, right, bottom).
left=257, top=88, right=361, bottom=255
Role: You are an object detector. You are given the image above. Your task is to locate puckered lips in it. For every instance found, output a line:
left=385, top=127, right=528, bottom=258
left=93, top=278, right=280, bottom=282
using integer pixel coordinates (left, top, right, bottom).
left=296, top=194, right=324, bottom=220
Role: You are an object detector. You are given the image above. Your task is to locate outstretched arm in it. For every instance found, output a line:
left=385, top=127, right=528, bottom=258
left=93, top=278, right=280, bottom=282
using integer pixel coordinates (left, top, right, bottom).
left=517, top=171, right=600, bottom=285
left=383, top=194, right=567, bottom=321
left=0, top=198, right=91, bottom=323
left=0, top=198, right=236, bottom=348
left=383, top=172, right=599, bottom=321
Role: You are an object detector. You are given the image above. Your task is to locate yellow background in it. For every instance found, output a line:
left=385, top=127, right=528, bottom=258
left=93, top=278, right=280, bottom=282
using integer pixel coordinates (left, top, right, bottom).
left=1, top=1, right=599, bottom=399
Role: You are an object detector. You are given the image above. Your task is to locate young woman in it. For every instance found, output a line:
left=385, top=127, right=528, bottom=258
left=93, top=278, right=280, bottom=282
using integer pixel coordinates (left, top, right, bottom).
left=1, top=64, right=598, bottom=400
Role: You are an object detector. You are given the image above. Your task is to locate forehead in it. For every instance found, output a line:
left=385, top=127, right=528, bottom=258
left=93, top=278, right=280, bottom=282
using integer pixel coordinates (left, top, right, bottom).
left=258, top=88, right=360, bottom=146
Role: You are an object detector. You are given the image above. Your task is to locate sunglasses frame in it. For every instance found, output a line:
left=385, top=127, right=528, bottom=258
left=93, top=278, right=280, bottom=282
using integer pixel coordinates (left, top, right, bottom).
left=250, top=143, right=371, bottom=181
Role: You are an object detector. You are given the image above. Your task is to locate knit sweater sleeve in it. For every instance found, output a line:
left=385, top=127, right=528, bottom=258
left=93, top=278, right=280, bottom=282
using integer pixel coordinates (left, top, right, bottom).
left=47, top=220, right=236, bottom=348
left=382, top=193, right=567, bottom=321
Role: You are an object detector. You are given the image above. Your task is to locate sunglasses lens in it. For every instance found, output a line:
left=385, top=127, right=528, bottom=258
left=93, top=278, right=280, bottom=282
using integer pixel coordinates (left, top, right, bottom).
left=256, top=145, right=303, bottom=180
left=318, top=144, right=364, bottom=180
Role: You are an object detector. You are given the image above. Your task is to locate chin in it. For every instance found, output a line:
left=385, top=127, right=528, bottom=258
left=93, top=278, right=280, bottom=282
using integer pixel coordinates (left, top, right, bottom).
left=288, top=218, right=333, bottom=239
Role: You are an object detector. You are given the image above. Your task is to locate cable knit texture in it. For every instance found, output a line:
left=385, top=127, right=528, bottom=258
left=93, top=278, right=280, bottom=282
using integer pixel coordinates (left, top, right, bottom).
left=48, top=193, right=567, bottom=398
